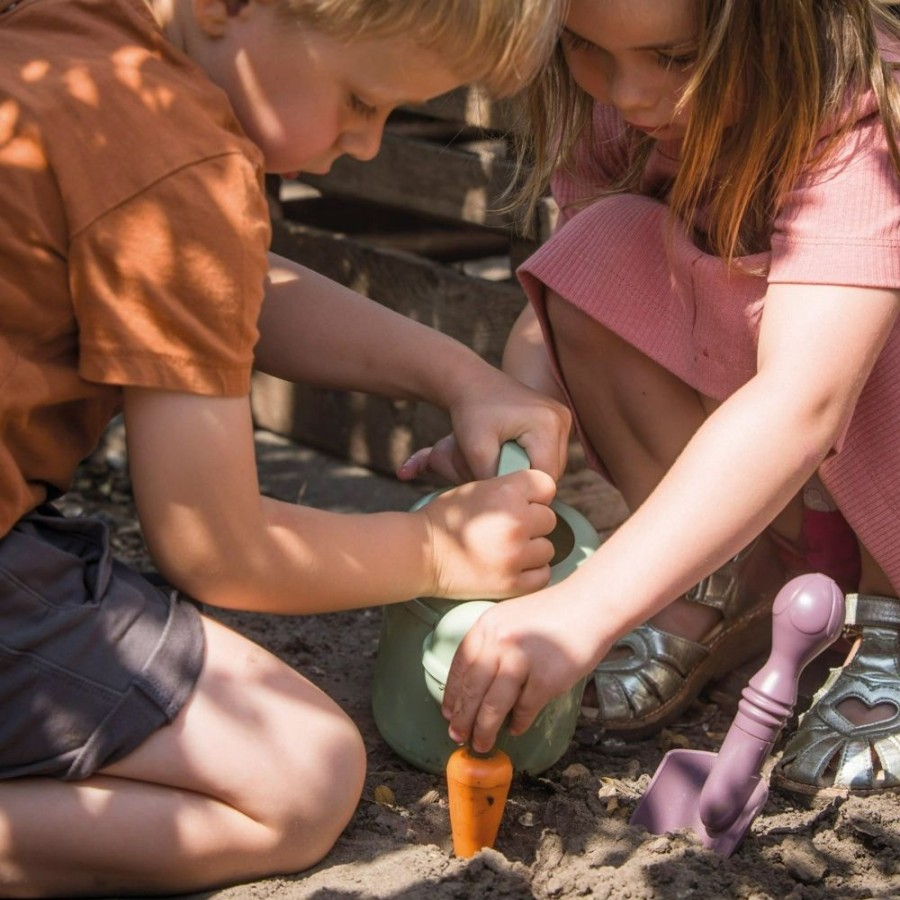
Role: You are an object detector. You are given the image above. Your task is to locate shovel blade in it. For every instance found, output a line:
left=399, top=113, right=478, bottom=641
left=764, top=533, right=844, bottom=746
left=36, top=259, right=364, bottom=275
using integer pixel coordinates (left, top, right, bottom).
left=630, top=749, right=768, bottom=857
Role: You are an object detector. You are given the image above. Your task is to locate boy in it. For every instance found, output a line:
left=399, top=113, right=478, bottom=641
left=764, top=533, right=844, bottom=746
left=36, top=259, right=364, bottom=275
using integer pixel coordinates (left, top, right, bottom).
left=0, top=0, right=568, bottom=894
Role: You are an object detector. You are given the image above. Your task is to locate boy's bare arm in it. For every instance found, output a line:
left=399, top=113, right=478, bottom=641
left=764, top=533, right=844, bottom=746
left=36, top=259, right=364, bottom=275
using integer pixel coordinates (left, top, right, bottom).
left=122, top=387, right=557, bottom=614
left=255, top=253, right=571, bottom=481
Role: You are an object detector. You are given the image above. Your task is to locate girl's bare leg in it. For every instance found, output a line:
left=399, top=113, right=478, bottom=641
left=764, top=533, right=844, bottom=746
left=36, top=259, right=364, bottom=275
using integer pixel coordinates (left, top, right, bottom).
left=0, top=616, right=366, bottom=898
left=545, top=292, right=801, bottom=641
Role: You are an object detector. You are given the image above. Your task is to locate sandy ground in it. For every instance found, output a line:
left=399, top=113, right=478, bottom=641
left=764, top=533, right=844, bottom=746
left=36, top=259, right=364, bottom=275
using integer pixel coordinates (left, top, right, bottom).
left=61, top=425, right=900, bottom=900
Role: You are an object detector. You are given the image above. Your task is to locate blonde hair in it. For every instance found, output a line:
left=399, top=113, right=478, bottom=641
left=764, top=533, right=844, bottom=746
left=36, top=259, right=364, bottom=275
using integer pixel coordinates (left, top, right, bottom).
left=513, top=1, right=900, bottom=260
left=280, top=0, right=567, bottom=98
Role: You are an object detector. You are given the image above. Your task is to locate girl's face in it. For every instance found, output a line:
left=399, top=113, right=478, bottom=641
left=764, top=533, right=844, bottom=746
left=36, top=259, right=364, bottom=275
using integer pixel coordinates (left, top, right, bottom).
left=562, top=0, right=699, bottom=141
left=193, top=2, right=461, bottom=176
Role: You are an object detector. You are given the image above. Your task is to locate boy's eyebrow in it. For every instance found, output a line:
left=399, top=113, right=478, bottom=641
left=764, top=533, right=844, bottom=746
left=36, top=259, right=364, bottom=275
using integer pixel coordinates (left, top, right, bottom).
left=561, top=26, right=598, bottom=47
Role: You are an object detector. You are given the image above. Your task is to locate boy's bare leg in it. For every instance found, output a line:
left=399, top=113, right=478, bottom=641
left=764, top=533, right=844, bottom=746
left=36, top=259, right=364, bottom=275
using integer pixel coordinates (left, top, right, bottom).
left=0, top=616, right=366, bottom=898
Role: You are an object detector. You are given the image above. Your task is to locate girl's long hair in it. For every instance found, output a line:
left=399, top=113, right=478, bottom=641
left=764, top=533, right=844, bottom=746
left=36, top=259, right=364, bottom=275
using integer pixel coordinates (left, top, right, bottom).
left=512, top=1, right=900, bottom=261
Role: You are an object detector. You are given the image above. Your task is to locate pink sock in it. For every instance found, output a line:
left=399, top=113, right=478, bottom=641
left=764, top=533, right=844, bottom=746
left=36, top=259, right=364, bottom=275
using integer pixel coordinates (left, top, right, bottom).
left=770, top=507, right=860, bottom=593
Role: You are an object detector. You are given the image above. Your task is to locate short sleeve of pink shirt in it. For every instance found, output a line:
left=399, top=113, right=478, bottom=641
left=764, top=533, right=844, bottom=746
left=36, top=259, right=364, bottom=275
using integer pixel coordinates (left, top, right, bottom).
left=769, top=101, right=900, bottom=289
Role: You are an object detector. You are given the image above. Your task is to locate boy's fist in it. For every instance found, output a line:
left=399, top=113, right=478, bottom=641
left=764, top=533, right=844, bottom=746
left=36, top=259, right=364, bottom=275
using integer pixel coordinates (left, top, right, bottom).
left=414, top=468, right=557, bottom=601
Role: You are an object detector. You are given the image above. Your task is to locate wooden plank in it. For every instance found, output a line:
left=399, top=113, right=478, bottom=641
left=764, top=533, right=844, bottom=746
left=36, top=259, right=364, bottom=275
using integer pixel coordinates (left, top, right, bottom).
left=406, top=86, right=518, bottom=132
left=292, top=138, right=557, bottom=244
left=254, top=217, right=528, bottom=474
left=295, top=131, right=517, bottom=232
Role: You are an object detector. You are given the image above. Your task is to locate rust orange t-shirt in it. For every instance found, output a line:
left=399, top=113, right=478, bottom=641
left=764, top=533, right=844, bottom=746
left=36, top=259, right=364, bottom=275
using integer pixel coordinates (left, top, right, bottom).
left=0, top=0, right=271, bottom=535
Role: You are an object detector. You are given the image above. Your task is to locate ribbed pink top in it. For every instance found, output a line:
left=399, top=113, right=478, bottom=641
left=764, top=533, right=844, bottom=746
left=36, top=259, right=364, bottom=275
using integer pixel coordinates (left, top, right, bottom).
left=519, top=98, right=900, bottom=591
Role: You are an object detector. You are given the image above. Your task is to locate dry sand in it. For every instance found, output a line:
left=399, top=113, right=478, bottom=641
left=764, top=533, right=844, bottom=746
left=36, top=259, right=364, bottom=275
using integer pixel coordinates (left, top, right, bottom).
left=64, top=426, right=899, bottom=900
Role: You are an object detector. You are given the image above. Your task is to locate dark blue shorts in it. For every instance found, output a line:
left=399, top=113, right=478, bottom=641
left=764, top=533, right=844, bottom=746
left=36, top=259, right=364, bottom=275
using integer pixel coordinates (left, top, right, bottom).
left=0, top=506, right=204, bottom=781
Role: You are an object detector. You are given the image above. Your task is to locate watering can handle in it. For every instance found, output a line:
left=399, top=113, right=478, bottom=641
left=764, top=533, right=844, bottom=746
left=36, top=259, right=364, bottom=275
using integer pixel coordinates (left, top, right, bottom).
left=497, top=442, right=531, bottom=477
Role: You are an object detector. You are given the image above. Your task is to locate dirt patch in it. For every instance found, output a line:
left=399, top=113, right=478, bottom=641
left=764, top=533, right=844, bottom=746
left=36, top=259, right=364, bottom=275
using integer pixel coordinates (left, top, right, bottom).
left=61, top=424, right=899, bottom=900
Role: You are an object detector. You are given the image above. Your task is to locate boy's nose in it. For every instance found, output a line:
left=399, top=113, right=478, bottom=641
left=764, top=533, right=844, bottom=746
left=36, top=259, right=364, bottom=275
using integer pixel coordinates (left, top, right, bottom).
left=340, top=120, right=385, bottom=162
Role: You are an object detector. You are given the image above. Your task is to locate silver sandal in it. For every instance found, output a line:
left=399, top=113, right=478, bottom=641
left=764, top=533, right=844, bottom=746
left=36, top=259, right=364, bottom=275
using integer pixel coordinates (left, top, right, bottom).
left=587, top=534, right=785, bottom=739
left=773, top=593, right=900, bottom=796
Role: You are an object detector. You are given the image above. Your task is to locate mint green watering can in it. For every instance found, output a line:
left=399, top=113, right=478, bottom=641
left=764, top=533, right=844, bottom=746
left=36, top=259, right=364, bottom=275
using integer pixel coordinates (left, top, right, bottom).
left=372, top=442, right=599, bottom=775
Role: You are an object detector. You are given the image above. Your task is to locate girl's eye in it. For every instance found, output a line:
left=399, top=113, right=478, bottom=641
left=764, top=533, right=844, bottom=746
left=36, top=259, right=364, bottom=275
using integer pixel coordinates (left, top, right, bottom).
left=561, top=29, right=596, bottom=54
left=348, top=93, right=377, bottom=118
left=654, top=51, right=696, bottom=71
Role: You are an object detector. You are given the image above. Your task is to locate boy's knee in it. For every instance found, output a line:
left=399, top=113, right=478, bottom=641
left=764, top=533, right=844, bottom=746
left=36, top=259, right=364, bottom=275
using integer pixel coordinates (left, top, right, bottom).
left=270, top=715, right=366, bottom=872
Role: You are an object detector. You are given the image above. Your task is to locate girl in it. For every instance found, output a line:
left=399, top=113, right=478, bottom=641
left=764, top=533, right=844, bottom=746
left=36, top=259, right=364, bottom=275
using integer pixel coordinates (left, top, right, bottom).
left=436, top=0, right=900, bottom=797
left=0, top=0, right=568, bottom=894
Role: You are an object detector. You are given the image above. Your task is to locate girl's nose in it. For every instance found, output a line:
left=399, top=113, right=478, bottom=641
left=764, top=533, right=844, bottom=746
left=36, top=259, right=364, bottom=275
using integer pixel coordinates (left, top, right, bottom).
left=607, top=68, right=654, bottom=114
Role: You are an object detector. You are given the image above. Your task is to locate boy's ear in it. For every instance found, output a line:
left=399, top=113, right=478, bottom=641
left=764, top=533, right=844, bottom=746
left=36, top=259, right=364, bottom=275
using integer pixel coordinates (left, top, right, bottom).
left=193, top=0, right=254, bottom=37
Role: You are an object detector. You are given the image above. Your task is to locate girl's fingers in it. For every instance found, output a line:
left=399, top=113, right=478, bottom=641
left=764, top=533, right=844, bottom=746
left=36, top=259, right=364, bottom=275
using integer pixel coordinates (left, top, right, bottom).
left=468, top=658, right=530, bottom=753
left=443, top=621, right=541, bottom=752
left=506, top=677, right=552, bottom=737
left=530, top=499, right=557, bottom=538
left=442, top=628, right=492, bottom=743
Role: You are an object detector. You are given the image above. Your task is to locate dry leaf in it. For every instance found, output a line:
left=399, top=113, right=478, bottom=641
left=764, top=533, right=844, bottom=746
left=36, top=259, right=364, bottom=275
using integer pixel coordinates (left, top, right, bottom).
left=598, top=776, right=643, bottom=802
left=373, top=785, right=396, bottom=806
left=659, top=728, right=690, bottom=750
left=415, top=789, right=440, bottom=807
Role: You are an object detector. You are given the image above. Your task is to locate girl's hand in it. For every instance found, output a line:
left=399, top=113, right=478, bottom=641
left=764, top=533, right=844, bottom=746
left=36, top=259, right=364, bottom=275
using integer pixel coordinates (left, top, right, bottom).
left=415, top=468, right=558, bottom=600
left=439, top=586, right=607, bottom=753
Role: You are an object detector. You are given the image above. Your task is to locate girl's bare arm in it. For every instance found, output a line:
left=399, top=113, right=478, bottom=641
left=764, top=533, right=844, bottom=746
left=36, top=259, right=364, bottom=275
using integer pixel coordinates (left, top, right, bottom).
left=442, top=282, right=900, bottom=751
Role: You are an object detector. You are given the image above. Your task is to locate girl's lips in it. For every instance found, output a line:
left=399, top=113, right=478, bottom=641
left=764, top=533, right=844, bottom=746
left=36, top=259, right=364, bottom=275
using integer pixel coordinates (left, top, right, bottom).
left=626, top=121, right=658, bottom=134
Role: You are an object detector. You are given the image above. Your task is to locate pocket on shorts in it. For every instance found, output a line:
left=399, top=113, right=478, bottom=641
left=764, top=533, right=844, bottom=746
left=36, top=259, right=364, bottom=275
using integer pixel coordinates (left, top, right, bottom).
left=0, top=508, right=204, bottom=779
left=0, top=508, right=113, bottom=618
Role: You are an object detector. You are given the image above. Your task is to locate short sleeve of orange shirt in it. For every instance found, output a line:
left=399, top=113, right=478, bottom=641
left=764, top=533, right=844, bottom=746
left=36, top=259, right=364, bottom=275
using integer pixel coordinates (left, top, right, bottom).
left=70, top=152, right=271, bottom=397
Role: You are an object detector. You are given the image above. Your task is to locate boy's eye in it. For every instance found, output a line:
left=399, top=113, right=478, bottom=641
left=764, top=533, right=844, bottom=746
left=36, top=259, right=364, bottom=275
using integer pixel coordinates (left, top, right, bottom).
left=560, top=29, right=597, bottom=54
left=348, top=93, right=378, bottom=118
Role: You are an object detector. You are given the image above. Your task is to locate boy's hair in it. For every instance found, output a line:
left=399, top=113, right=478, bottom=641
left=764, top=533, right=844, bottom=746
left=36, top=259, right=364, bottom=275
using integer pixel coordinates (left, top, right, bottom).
left=281, top=0, right=566, bottom=99
left=513, top=1, right=900, bottom=260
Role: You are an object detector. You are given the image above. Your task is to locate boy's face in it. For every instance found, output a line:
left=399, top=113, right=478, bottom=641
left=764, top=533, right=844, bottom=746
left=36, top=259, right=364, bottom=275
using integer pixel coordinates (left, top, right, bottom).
left=562, top=0, right=698, bottom=141
left=194, top=1, right=461, bottom=175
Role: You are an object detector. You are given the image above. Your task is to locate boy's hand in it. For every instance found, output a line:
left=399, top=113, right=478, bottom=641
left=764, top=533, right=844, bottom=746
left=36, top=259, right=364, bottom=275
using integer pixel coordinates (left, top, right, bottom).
left=415, top=468, right=558, bottom=600
left=439, top=586, right=606, bottom=753
left=396, top=434, right=470, bottom=484
left=449, top=371, right=571, bottom=482
left=398, top=371, right=571, bottom=485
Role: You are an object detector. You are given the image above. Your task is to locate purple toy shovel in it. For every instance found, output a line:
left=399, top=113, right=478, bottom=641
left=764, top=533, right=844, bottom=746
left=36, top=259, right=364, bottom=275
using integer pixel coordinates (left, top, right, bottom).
left=630, top=573, right=845, bottom=856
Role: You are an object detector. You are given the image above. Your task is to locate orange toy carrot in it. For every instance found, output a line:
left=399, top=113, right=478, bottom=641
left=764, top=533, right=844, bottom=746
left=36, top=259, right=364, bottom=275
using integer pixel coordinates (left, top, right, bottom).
left=446, top=746, right=513, bottom=857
